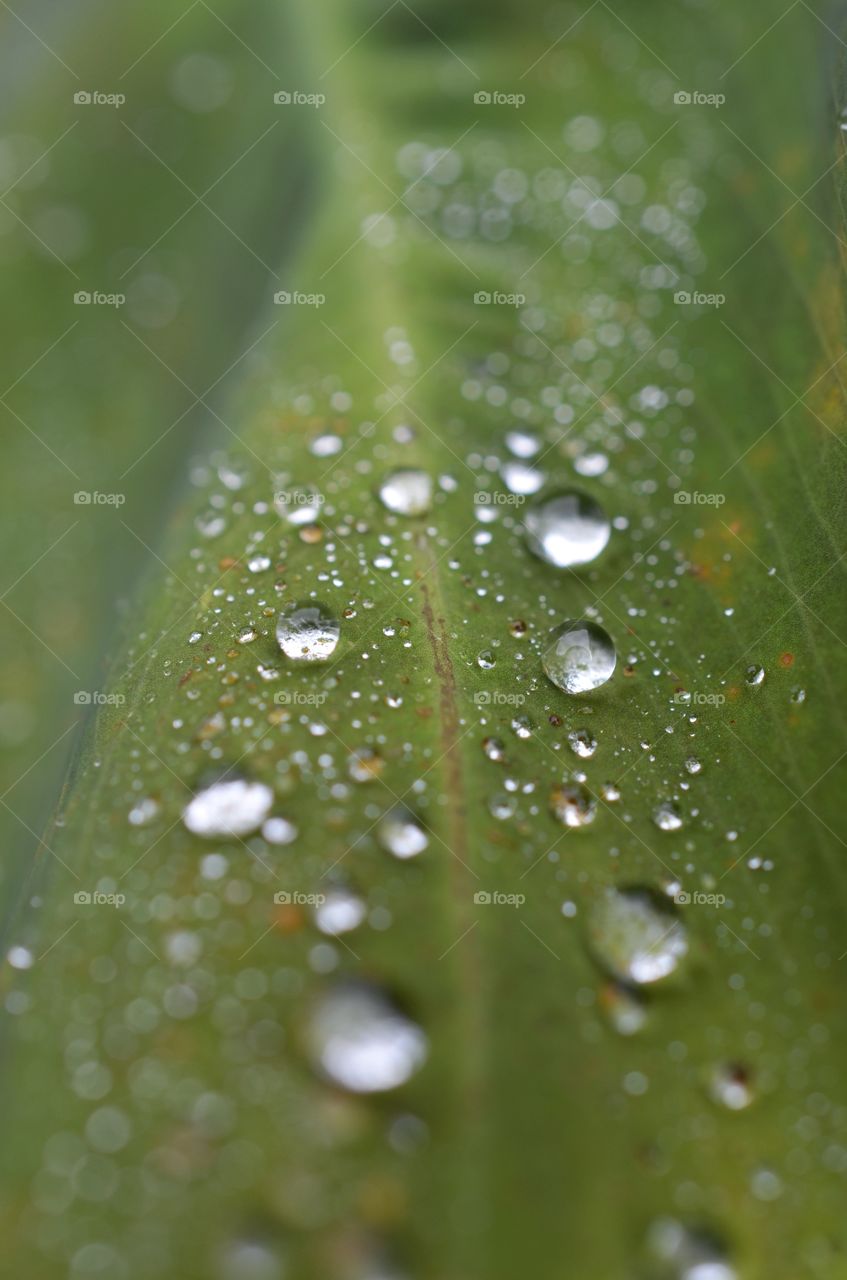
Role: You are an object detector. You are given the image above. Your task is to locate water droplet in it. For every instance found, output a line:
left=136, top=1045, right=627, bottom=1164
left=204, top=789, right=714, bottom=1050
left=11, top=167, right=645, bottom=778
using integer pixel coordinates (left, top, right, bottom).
left=275, top=488, right=322, bottom=525
left=482, top=736, right=507, bottom=763
left=217, top=1238, right=285, bottom=1280
left=477, top=649, right=496, bottom=669
left=653, top=801, right=683, bottom=832
left=550, top=783, right=597, bottom=827
left=600, top=981, right=647, bottom=1036
left=574, top=450, right=609, bottom=477
left=587, top=887, right=688, bottom=985
left=377, top=468, right=433, bottom=516
left=247, top=553, right=272, bottom=573
left=524, top=490, right=610, bottom=568
left=684, top=756, right=702, bottom=775
left=262, top=816, right=297, bottom=845
left=646, top=1219, right=736, bottom=1280
left=183, top=777, right=274, bottom=839
left=501, top=460, right=544, bottom=495
left=276, top=602, right=340, bottom=662
left=745, top=664, right=765, bottom=687
left=511, top=714, right=532, bottom=740
left=568, top=728, right=597, bottom=758
left=488, top=793, right=516, bottom=820
left=505, top=429, right=540, bottom=458
left=378, top=807, right=428, bottom=859
left=306, top=981, right=428, bottom=1093
left=315, top=887, right=367, bottom=936
left=349, top=748, right=384, bottom=783
left=708, top=1062, right=754, bottom=1111
left=128, top=797, right=160, bottom=827
left=542, top=620, right=616, bottom=694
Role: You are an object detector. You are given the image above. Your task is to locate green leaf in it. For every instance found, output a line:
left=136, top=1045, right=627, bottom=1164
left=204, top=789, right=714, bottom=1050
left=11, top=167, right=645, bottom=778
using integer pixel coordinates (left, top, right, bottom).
left=3, top=2, right=847, bottom=1277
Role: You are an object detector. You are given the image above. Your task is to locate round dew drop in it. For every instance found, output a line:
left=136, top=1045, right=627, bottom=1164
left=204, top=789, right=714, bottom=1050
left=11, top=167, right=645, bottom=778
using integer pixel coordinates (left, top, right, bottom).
left=378, top=468, right=433, bottom=516
left=276, top=601, right=340, bottom=662
left=183, top=777, right=274, bottom=839
left=306, top=981, right=428, bottom=1093
left=586, top=886, right=688, bottom=985
left=543, top=620, right=616, bottom=694
left=524, top=489, right=610, bottom=568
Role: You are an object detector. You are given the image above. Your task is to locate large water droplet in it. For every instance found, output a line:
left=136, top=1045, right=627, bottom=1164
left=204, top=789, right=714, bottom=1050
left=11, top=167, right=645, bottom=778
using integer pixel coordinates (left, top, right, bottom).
left=543, top=620, right=616, bottom=694
left=378, top=808, right=428, bottom=859
left=646, top=1218, right=736, bottom=1280
left=183, top=777, right=274, bottom=839
left=586, top=887, right=688, bottom=985
left=276, top=602, right=340, bottom=662
left=307, top=982, right=428, bottom=1093
left=524, top=490, right=610, bottom=568
left=378, top=468, right=433, bottom=516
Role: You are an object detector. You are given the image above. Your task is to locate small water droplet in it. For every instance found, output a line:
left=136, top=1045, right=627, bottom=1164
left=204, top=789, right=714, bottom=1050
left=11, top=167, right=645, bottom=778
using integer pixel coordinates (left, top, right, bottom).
left=684, top=756, right=702, bottom=775
left=349, top=748, right=384, bottom=783
left=306, top=981, right=428, bottom=1093
left=542, top=620, right=616, bottom=694
left=482, top=736, right=507, bottom=763
left=524, top=490, right=611, bottom=568
left=574, top=450, right=609, bottom=478
left=653, top=801, right=683, bottom=832
left=488, top=793, right=516, bottom=819
left=315, top=887, right=367, bottom=936
left=550, top=782, right=597, bottom=827
left=477, top=649, right=496, bottom=669
left=378, top=807, right=428, bottom=858
left=646, top=1219, right=736, bottom=1280
left=276, top=602, right=340, bottom=662
left=745, top=664, right=765, bottom=687
left=600, top=981, right=647, bottom=1036
left=708, top=1062, right=754, bottom=1111
left=568, top=728, right=597, bottom=758
left=183, top=776, right=274, bottom=838
left=511, top=714, right=532, bottom=740
left=247, top=553, right=272, bottom=573
left=587, top=886, right=688, bottom=985
left=505, top=429, right=540, bottom=458
left=377, top=468, right=433, bottom=516
left=501, top=460, right=544, bottom=495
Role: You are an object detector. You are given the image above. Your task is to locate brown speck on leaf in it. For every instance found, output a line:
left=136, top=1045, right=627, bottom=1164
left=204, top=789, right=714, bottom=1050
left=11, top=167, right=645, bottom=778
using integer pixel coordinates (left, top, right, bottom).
left=218, top=556, right=238, bottom=571
left=549, top=714, right=562, bottom=727
left=300, top=524, right=323, bottom=544
left=780, top=652, right=794, bottom=666
left=273, top=905, right=304, bottom=934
